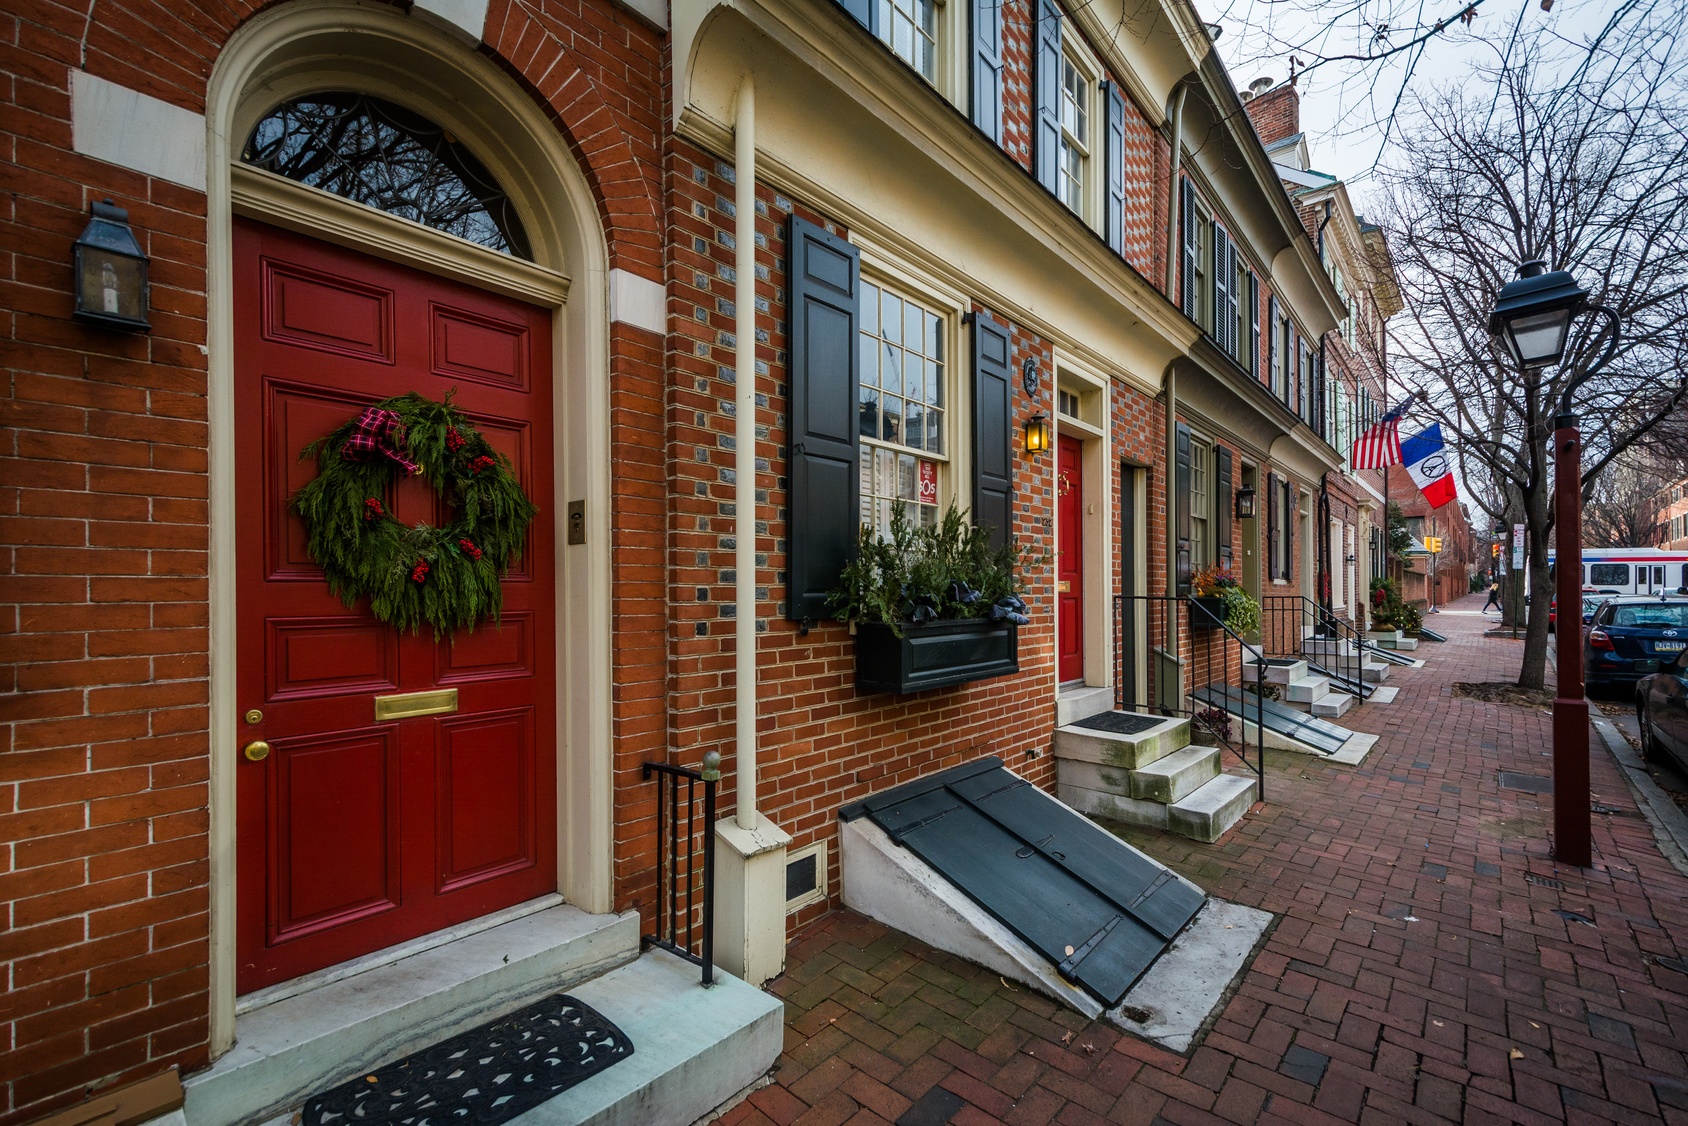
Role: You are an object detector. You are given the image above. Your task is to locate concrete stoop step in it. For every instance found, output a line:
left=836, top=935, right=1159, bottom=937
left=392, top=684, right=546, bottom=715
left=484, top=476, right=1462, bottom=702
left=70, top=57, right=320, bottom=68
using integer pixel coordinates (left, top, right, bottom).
left=1055, top=715, right=1256, bottom=843
left=178, top=905, right=782, bottom=1126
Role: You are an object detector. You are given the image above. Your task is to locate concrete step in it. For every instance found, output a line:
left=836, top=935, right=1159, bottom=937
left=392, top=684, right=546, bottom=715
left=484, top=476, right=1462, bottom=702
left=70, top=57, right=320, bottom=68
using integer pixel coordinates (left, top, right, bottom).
left=1362, top=662, right=1390, bottom=683
left=1130, top=745, right=1221, bottom=804
left=507, top=950, right=783, bottom=1125
left=185, top=905, right=642, bottom=1126
left=1284, top=675, right=1330, bottom=704
left=1310, top=691, right=1355, bottom=718
left=1395, top=637, right=1420, bottom=651
left=1168, top=774, right=1258, bottom=843
left=1244, top=658, right=1308, bottom=686
left=1056, top=684, right=1116, bottom=727
left=1057, top=780, right=1169, bottom=830
left=1054, top=714, right=1190, bottom=771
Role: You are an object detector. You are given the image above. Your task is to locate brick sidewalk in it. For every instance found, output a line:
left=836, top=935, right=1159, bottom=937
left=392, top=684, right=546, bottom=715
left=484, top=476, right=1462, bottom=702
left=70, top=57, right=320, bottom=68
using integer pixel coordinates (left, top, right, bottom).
left=724, top=595, right=1688, bottom=1125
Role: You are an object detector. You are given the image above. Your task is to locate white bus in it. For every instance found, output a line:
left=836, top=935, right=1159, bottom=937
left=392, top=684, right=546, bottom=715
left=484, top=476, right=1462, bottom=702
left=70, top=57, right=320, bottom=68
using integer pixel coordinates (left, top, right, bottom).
left=1547, top=548, right=1688, bottom=595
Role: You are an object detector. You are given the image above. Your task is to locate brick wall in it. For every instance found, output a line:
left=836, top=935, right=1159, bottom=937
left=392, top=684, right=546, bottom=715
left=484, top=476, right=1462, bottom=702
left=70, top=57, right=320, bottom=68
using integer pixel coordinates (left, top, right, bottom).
left=1242, top=83, right=1300, bottom=148
left=0, top=0, right=668, bottom=1119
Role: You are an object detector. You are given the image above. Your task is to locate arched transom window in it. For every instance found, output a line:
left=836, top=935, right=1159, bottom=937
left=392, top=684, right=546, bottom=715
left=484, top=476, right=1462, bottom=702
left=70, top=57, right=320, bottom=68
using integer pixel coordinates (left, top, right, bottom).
left=242, top=92, right=531, bottom=259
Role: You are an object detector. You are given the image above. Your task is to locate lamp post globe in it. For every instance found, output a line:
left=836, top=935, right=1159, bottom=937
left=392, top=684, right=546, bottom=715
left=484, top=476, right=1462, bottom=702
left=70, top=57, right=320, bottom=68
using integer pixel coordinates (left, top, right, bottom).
left=1487, top=259, right=1587, bottom=369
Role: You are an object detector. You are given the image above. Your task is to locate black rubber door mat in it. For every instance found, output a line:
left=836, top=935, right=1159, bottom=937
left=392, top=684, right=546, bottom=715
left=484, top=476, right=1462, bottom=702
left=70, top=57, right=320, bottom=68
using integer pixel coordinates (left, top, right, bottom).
left=304, top=994, right=634, bottom=1126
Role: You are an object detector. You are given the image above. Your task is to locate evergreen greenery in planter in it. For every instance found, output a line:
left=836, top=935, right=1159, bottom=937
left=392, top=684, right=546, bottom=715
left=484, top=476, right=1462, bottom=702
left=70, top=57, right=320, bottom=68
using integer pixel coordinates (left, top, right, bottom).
left=828, top=502, right=1037, bottom=693
left=1368, top=575, right=1422, bottom=633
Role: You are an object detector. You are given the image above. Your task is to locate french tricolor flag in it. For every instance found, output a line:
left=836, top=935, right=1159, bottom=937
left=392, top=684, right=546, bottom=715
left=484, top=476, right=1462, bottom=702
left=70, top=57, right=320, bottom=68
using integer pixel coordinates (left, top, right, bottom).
left=1400, top=424, right=1457, bottom=509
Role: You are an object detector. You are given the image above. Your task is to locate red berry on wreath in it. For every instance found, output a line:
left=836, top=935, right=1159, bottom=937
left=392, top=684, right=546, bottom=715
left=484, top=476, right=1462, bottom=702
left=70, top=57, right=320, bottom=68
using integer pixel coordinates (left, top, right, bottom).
left=468, top=455, right=496, bottom=475
left=363, top=498, right=384, bottom=521
left=458, top=538, right=483, bottom=560
left=411, top=560, right=430, bottom=583
left=445, top=427, right=466, bottom=452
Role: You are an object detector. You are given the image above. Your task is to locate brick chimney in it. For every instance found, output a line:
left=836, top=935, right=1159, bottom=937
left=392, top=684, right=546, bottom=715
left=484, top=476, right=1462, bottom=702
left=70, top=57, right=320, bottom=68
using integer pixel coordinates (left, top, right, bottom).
left=1243, top=81, right=1300, bottom=147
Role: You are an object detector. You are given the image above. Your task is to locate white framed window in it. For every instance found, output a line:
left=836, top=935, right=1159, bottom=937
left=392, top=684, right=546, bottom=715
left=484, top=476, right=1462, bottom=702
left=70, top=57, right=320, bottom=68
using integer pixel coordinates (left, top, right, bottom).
left=1190, top=437, right=1211, bottom=568
left=858, top=276, right=952, bottom=537
left=1058, top=52, right=1091, bottom=215
left=876, top=0, right=939, bottom=82
left=785, top=841, right=828, bottom=914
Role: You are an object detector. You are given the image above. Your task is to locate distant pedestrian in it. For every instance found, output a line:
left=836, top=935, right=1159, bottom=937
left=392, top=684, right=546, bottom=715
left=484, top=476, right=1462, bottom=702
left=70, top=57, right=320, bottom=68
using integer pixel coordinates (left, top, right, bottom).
left=1482, top=581, right=1502, bottom=612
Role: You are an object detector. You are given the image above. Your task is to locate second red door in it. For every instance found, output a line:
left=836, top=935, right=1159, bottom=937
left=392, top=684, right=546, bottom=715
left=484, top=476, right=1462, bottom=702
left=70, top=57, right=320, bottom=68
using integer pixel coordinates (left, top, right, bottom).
left=1057, top=435, right=1085, bottom=683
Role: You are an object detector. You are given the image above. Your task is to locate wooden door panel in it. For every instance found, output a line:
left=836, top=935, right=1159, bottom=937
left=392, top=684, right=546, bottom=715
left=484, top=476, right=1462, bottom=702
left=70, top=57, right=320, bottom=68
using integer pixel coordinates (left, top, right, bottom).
left=236, top=218, right=557, bottom=994
left=435, top=710, right=537, bottom=893
left=438, top=612, right=533, bottom=683
left=430, top=303, right=530, bottom=390
left=266, top=617, right=400, bottom=702
left=1057, top=435, right=1085, bottom=683
left=268, top=382, right=381, bottom=578
left=268, top=728, right=403, bottom=942
left=264, top=260, right=395, bottom=363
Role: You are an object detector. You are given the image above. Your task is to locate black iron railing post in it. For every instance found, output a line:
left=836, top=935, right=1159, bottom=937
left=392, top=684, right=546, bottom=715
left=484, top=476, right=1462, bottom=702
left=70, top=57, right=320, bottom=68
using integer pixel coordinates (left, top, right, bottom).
left=700, top=751, right=719, bottom=987
left=642, top=758, right=719, bottom=988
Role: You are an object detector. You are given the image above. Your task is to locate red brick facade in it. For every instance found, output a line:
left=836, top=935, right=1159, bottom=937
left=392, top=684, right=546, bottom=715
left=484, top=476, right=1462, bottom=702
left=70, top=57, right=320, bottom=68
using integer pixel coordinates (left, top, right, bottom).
left=0, top=0, right=1393, bottom=1120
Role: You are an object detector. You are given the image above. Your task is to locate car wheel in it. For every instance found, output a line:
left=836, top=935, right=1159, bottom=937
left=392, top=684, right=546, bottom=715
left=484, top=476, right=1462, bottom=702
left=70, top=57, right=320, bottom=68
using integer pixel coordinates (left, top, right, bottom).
left=1636, top=700, right=1659, bottom=762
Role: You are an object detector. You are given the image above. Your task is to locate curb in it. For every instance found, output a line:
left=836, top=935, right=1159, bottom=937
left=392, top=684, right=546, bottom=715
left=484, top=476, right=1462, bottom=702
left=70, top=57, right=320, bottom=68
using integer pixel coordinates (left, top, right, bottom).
left=1589, top=704, right=1688, bottom=879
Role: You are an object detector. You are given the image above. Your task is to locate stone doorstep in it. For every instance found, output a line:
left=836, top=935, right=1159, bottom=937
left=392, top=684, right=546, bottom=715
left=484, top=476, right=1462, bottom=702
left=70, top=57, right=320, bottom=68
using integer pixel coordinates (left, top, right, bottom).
left=183, top=905, right=642, bottom=1126
left=1053, top=715, right=1190, bottom=771
left=1283, top=675, right=1330, bottom=704
left=1055, top=683, right=1116, bottom=727
left=1166, top=774, right=1257, bottom=844
left=1244, top=659, right=1308, bottom=686
left=1309, top=692, right=1355, bottom=718
left=1128, top=745, right=1220, bottom=804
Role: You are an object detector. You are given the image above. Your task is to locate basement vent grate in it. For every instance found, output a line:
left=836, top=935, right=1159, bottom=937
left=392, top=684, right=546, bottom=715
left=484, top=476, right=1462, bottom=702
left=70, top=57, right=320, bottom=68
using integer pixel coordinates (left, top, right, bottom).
left=785, top=841, right=827, bottom=913
left=1498, top=771, right=1553, bottom=794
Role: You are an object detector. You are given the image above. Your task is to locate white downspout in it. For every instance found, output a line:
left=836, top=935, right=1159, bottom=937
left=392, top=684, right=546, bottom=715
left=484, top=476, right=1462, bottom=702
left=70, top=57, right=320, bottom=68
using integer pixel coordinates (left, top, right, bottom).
left=734, top=78, right=758, bottom=831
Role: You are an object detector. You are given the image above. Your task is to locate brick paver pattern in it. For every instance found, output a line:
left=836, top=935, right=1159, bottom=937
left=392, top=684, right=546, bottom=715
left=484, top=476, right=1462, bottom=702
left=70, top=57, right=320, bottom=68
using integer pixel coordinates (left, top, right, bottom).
left=723, top=596, right=1688, bottom=1125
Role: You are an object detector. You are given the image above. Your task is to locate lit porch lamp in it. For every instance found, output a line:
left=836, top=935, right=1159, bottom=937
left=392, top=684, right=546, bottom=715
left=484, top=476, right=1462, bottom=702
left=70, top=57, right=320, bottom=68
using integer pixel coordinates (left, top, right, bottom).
left=73, top=199, right=150, bottom=331
left=1234, top=484, right=1257, bottom=520
left=1023, top=412, right=1051, bottom=454
left=1488, top=258, right=1620, bottom=870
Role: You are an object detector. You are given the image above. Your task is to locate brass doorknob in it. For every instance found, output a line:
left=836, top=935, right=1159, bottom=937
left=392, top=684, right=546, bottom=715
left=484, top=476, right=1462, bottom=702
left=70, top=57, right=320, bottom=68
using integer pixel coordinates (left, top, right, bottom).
left=243, top=740, right=271, bottom=762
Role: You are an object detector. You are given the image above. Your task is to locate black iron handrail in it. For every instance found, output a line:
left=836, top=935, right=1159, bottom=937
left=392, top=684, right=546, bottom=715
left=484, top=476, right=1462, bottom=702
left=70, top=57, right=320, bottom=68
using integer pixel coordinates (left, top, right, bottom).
left=1113, top=594, right=1265, bottom=801
left=1258, top=595, right=1375, bottom=699
left=642, top=754, right=719, bottom=986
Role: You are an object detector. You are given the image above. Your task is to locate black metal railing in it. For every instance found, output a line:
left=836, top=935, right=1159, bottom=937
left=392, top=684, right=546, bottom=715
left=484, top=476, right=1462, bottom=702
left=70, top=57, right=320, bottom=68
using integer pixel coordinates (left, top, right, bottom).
left=1113, top=594, right=1265, bottom=800
left=642, top=754, right=719, bottom=986
left=1258, top=596, right=1375, bottom=700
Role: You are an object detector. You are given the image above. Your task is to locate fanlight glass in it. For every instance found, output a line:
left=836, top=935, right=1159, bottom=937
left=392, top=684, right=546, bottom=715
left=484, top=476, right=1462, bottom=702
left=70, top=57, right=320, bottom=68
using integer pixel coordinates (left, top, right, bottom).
left=243, top=92, right=531, bottom=259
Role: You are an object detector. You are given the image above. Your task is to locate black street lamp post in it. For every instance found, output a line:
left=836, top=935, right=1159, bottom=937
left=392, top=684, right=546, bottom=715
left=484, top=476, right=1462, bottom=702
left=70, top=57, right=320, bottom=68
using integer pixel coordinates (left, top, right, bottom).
left=1488, top=260, right=1620, bottom=868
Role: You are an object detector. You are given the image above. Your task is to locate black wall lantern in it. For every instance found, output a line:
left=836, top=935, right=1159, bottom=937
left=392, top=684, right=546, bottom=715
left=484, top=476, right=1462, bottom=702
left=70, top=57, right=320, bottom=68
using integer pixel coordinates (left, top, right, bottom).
left=1234, top=484, right=1257, bottom=520
left=1023, top=411, right=1051, bottom=454
left=73, top=199, right=150, bottom=331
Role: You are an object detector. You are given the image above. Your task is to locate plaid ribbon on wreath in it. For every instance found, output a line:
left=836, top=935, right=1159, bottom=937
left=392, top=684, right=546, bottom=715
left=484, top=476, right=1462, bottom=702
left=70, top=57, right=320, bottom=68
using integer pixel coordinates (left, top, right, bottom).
left=341, top=407, right=420, bottom=475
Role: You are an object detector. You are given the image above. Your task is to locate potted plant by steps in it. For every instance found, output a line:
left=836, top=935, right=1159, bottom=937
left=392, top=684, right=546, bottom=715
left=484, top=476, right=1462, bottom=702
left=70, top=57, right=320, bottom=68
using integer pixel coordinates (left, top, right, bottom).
left=1188, top=565, right=1261, bottom=637
left=1190, top=706, right=1232, bottom=746
left=828, top=501, right=1036, bottom=694
left=1367, top=576, right=1418, bottom=642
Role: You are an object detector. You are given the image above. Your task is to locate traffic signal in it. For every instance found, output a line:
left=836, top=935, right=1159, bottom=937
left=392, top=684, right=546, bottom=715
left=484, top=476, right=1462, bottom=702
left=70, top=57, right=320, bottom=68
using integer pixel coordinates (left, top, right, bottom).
left=1425, top=536, right=1443, bottom=553
left=1491, top=542, right=1501, bottom=557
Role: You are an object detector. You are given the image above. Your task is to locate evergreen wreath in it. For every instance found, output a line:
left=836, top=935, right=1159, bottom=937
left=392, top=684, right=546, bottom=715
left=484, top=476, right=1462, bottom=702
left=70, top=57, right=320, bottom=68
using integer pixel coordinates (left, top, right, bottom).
left=291, top=391, right=537, bottom=636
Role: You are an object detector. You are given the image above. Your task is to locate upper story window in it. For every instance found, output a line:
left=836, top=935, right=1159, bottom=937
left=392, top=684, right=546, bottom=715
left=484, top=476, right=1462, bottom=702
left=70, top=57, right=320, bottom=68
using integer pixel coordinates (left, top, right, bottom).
left=243, top=92, right=530, bottom=258
left=1058, top=53, right=1091, bottom=214
left=1189, top=437, right=1211, bottom=568
left=876, top=0, right=938, bottom=82
left=858, top=279, right=949, bottom=536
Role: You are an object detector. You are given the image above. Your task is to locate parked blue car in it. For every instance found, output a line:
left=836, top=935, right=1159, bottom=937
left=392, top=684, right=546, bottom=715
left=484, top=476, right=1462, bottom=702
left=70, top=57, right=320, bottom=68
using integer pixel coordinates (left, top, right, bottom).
left=1637, top=645, right=1688, bottom=774
left=1586, top=595, right=1688, bottom=689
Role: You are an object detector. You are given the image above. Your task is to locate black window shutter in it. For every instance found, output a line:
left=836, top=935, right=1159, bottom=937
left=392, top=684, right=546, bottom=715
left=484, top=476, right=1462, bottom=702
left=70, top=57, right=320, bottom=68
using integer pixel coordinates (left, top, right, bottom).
left=1211, top=225, right=1229, bottom=348
left=1266, top=471, right=1279, bottom=579
left=785, top=215, right=861, bottom=624
left=1248, top=272, right=1261, bottom=379
left=1180, top=181, right=1198, bottom=319
left=1266, top=294, right=1278, bottom=394
left=1216, top=445, right=1233, bottom=569
left=1105, top=81, right=1126, bottom=255
left=971, top=0, right=1003, bottom=144
left=1293, top=333, right=1304, bottom=418
left=1034, top=0, right=1061, bottom=194
left=972, top=312, right=1014, bottom=550
left=1175, top=422, right=1191, bottom=592
left=837, top=0, right=874, bottom=32
left=1225, top=243, right=1240, bottom=360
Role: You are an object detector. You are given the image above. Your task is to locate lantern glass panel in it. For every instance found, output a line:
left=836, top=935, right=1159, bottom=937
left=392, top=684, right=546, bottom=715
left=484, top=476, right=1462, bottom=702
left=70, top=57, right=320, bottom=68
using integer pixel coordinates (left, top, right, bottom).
left=76, top=247, right=148, bottom=326
left=1503, top=307, right=1573, bottom=368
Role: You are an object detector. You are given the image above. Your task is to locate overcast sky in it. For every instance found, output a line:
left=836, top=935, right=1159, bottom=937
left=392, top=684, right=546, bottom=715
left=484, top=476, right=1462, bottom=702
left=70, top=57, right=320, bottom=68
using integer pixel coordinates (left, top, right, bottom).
left=1201, top=0, right=1625, bottom=199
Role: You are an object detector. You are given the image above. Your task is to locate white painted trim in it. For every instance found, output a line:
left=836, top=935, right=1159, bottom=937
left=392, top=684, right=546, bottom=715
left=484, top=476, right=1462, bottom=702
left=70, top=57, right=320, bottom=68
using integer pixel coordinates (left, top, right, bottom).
left=608, top=267, right=666, bottom=334
left=409, top=0, right=488, bottom=42
left=203, top=0, right=615, bottom=1057
left=231, top=165, right=571, bottom=306
left=783, top=840, right=828, bottom=914
left=72, top=70, right=207, bottom=190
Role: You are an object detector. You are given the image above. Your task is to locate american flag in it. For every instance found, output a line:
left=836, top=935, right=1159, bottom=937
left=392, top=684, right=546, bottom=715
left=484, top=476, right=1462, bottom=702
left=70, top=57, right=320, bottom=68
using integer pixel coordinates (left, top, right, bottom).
left=1350, top=392, right=1418, bottom=469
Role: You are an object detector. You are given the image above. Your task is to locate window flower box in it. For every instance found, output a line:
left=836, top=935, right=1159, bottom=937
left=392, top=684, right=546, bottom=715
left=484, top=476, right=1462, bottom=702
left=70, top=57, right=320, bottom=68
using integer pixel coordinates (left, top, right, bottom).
left=855, top=618, right=1020, bottom=694
left=1189, top=595, right=1228, bottom=632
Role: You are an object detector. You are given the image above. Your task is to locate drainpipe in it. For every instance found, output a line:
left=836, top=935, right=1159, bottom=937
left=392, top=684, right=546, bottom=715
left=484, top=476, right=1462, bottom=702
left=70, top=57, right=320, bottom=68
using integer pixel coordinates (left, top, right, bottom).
left=1163, top=85, right=1186, bottom=700
left=734, top=77, right=757, bottom=831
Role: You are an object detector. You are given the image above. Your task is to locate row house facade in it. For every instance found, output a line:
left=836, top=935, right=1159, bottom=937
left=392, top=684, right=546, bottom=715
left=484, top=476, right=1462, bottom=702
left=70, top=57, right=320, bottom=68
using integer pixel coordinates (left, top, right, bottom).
left=1, top=0, right=1397, bottom=1121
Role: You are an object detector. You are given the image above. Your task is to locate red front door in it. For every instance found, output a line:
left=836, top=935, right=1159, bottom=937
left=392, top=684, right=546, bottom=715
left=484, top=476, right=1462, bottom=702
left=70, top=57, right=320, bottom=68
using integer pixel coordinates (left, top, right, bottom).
left=1057, top=435, right=1085, bottom=683
left=233, top=220, right=557, bottom=993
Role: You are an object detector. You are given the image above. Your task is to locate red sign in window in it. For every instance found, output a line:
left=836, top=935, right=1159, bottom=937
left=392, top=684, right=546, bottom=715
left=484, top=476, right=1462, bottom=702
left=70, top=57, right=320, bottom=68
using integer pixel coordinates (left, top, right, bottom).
left=917, top=459, right=938, bottom=505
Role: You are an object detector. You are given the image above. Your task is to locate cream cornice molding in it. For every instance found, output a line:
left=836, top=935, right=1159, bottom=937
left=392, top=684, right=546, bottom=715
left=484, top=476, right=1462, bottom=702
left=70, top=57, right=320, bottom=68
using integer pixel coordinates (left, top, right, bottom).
left=674, top=0, right=1196, bottom=389
left=231, top=165, right=571, bottom=306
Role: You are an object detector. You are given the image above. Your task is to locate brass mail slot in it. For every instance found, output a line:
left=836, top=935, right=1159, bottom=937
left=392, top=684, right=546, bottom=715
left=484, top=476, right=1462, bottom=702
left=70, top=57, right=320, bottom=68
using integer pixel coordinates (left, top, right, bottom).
left=374, top=688, right=458, bottom=721
left=1057, top=580, right=1071, bottom=593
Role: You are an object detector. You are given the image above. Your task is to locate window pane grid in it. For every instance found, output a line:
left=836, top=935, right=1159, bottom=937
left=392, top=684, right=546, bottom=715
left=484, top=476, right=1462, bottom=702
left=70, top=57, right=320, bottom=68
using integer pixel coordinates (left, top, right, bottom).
left=1190, top=439, right=1210, bottom=567
left=1059, top=56, right=1088, bottom=213
left=877, top=0, right=938, bottom=81
left=859, top=281, right=946, bottom=538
